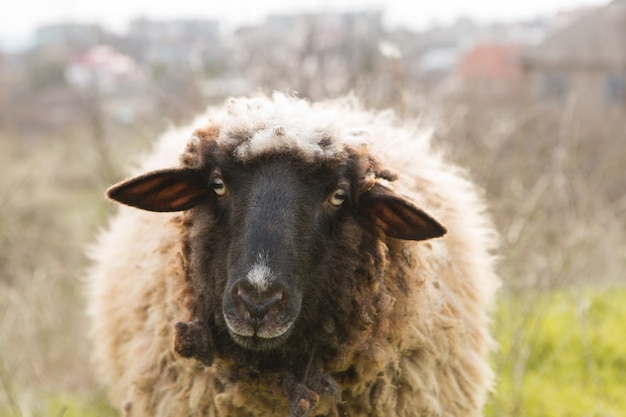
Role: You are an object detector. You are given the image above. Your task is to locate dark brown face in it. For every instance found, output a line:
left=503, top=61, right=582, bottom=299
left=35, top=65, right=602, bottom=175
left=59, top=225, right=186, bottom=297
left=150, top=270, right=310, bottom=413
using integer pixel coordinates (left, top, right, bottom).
left=106, top=146, right=446, bottom=352
left=215, top=159, right=340, bottom=350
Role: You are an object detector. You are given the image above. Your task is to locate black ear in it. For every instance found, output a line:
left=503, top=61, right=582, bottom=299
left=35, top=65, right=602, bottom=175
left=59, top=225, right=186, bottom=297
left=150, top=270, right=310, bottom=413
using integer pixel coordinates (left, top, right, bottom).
left=359, top=183, right=446, bottom=241
left=106, top=168, right=207, bottom=212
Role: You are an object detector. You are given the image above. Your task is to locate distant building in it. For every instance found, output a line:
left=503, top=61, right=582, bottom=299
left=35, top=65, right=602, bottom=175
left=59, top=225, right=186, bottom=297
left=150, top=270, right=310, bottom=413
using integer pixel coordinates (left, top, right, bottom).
left=521, top=0, right=626, bottom=108
left=35, top=23, right=105, bottom=50
left=419, top=46, right=463, bottom=75
left=233, top=11, right=385, bottom=98
left=65, top=45, right=152, bottom=124
left=65, top=45, right=145, bottom=94
left=399, top=16, right=548, bottom=94
left=265, top=10, right=383, bottom=39
left=128, top=18, right=220, bottom=46
left=127, top=18, right=222, bottom=70
left=455, top=43, right=522, bottom=97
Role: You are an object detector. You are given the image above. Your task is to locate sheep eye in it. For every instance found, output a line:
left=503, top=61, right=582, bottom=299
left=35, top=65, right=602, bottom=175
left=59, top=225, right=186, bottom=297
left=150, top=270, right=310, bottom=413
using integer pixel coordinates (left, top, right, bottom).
left=212, top=178, right=227, bottom=196
left=328, top=189, right=347, bottom=206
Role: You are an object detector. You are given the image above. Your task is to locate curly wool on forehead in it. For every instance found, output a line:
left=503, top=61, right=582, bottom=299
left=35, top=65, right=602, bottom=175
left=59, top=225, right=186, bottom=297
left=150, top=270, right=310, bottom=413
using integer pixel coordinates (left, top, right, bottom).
left=204, top=93, right=374, bottom=162
left=140, top=92, right=435, bottom=180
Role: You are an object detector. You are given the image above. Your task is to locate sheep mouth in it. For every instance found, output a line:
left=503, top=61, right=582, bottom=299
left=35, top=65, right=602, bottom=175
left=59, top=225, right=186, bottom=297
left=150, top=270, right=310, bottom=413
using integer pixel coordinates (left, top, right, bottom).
left=230, top=330, right=292, bottom=351
left=225, top=316, right=296, bottom=351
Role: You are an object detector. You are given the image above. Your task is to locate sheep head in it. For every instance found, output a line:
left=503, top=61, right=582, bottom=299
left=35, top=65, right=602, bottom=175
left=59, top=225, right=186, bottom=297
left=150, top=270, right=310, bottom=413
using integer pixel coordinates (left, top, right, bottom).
left=106, top=132, right=446, bottom=355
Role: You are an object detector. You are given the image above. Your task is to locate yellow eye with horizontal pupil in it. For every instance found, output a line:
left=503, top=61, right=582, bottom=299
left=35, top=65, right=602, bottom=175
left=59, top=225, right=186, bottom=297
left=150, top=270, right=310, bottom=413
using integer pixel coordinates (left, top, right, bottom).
left=212, top=178, right=227, bottom=196
left=328, top=189, right=347, bottom=206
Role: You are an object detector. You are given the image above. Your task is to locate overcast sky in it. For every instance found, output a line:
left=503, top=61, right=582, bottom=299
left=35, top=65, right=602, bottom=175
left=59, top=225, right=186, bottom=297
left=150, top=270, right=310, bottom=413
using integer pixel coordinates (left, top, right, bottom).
left=0, top=0, right=609, bottom=47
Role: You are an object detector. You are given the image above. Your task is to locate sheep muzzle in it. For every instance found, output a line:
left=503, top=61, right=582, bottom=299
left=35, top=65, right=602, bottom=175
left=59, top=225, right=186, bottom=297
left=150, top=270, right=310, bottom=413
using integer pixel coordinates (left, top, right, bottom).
left=222, top=277, right=301, bottom=351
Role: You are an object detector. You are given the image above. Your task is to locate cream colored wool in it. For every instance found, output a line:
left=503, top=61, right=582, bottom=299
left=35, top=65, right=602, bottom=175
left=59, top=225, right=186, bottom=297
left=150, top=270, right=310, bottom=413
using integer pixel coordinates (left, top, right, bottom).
left=87, top=93, right=499, bottom=417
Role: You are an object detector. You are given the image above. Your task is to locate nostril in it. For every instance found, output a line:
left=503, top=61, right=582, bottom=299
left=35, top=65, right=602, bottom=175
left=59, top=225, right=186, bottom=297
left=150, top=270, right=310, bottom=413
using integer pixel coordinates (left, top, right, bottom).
left=235, top=285, right=254, bottom=310
left=268, top=289, right=284, bottom=305
left=233, top=283, right=286, bottom=319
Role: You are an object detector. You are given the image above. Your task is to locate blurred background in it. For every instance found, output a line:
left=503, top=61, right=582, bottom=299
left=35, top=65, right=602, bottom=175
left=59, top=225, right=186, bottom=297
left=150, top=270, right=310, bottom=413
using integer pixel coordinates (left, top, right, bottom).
left=0, top=1, right=624, bottom=416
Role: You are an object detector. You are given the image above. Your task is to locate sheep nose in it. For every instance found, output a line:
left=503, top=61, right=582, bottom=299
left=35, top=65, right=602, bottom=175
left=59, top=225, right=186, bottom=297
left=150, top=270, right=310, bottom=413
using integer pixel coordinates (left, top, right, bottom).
left=233, top=282, right=286, bottom=319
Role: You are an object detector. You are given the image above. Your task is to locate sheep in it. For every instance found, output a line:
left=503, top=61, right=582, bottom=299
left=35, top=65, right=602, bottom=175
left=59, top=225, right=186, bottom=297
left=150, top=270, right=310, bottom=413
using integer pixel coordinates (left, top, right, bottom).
left=87, top=92, right=499, bottom=417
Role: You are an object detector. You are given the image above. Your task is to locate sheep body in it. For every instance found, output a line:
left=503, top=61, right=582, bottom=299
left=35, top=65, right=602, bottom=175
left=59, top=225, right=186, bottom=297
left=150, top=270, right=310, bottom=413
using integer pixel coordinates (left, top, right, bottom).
left=87, top=93, right=499, bottom=417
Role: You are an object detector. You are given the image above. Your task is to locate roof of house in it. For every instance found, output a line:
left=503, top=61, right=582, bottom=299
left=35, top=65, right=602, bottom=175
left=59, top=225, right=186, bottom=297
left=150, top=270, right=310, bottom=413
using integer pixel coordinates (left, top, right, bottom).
left=456, top=43, right=522, bottom=81
left=522, top=0, right=626, bottom=69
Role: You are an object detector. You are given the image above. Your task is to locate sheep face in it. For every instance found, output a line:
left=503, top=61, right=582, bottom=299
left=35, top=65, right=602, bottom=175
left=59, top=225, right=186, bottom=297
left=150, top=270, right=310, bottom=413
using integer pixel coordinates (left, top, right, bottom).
left=212, top=158, right=337, bottom=351
left=106, top=139, right=446, bottom=354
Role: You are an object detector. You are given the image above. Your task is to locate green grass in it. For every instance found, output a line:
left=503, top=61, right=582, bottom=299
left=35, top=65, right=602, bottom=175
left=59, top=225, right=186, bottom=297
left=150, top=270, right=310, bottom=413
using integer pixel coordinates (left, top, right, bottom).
left=45, top=396, right=117, bottom=417
left=487, top=288, right=626, bottom=417
left=0, top=390, right=116, bottom=417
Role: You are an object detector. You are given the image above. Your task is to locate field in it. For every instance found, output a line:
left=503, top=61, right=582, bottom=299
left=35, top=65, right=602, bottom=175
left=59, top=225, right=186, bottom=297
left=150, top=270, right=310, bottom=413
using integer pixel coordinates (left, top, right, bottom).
left=488, top=289, right=626, bottom=417
left=1, top=94, right=624, bottom=416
